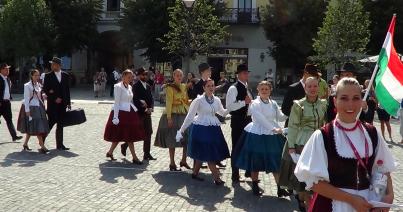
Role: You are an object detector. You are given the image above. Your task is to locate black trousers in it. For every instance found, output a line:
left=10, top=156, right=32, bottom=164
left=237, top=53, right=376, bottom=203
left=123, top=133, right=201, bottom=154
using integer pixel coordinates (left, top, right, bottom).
left=45, top=104, right=66, bottom=148
left=230, top=114, right=251, bottom=179
left=0, top=100, right=17, bottom=139
left=142, top=113, right=153, bottom=156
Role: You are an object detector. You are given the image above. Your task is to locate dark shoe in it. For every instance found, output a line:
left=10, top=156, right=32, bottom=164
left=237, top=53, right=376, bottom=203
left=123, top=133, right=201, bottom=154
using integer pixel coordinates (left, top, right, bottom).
left=277, top=185, right=291, bottom=197
left=132, top=158, right=143, bottom=165
left=245, top=171, right=251, bottom=178
left=231, top=174, right=245, bottom=183
left=214, top=179, right=225, bottom=186
left=216, top=162, right=226, bottom=168
left=179, top=161, right=191, bottom=170
left=38, top=148, right=49, bottom=154
left=295, top=195, right=306, bottom=212
left=106, top=153, right=116, bottom=161
left=169, top=164, right=181, bottom=171
left=201, top=163, right=208, bottom=169
left=252, top=181, right=263, bottom=196
left=22, top=145, right=31, bottom=151
left=57, top=146, right=70, bottom=151
left=120, top=143, right=127, bottom=157
left=191, top=174, right=204, bottom=181
left=13, top=136, right=23, bottom=141
left=143, top=154, right=156, bottom=160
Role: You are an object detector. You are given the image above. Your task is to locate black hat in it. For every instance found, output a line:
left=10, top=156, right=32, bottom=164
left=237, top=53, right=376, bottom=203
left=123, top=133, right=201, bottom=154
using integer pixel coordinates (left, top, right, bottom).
left=198, top=63, right=211, bottom=73
left=303, top=63, right=319, bottom=76
left=340, top=62, right=356, bottom=73
left=0, top=63, right=11, bottom=70
left=49, top=57, right=62, bottom=65
left=236, top=63, right=250, bottom=74
left=136, top=67, right=148, bottom=75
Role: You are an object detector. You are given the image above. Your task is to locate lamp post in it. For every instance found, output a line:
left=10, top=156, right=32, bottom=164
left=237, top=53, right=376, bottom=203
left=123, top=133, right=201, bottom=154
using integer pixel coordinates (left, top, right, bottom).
left=182, top=0, right=195, bottom=77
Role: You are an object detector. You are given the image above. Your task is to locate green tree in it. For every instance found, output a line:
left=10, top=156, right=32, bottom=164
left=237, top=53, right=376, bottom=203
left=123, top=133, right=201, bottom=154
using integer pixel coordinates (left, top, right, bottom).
left=362, top=0, right=403, bottom=55
left=162, top=0, right=228, bottom=73
left=120, top=0, right=175, bottom=64
left=45, top=0, right=103, bottom=55
left=313, top=0, right=370, bottom=65
left=262, top=0, right=327, bottom=71
left=0, top=0, right=54, bottom=58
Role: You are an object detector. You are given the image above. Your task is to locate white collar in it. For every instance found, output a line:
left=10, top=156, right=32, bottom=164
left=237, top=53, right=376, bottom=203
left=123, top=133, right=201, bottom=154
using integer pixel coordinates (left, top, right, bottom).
left=300, top=79, right=305, bottom=88
left=0, top=74, right=6, bottom=80
left=335, top=117, right=359, bottom=129
left=238, top=80, right=248, bottom=88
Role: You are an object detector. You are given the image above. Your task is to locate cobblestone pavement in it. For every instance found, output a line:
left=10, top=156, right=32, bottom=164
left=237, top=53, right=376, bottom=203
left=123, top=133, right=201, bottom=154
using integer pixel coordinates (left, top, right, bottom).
left=0, top=88, right=402, bottom=211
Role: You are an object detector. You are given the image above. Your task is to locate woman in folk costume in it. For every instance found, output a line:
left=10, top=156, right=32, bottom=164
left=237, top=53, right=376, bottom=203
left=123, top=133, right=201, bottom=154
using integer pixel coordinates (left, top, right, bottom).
left=154, top=69, right=191, bottom=171
left=103, top=69, right=146, bottom=164
left=176, top=78, right=229, bottom=185
left=295, top=78, right=396, bottom=212
left=17, top=69, right=50, bottom=153
left=278, top=77, right=327, bottom=211
left=233, top=81, right=289, bottom=196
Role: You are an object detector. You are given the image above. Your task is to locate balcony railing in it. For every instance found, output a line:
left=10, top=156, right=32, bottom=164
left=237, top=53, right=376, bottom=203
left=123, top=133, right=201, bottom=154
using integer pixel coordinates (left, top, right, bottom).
left=220, top=8, right=260, bottom=24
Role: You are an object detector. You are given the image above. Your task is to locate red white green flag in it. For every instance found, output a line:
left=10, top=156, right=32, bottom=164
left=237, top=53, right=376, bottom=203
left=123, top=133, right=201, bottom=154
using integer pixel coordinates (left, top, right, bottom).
left=375, top=15, right=403, bottom=116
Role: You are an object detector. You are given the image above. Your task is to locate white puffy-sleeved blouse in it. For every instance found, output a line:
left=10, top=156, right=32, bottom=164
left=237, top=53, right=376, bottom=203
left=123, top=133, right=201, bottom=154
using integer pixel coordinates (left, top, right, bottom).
left=179, top=94, right=228, bottom=133
left=23, top=81, right=43, bottom=112
left=112, top=82, right=138, bottom=119
left=244, top=97, right=287, bottom=135
left=294, top=119, right=396, bottom=212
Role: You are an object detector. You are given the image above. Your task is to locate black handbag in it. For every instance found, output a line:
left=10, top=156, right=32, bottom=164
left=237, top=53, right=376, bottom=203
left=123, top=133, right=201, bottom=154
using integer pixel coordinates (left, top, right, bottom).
left=63, top=108, right=86, bottom=127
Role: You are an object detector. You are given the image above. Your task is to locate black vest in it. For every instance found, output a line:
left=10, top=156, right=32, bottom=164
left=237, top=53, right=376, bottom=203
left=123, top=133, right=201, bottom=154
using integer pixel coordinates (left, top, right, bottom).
left=229, top=82, right=248, bottom=116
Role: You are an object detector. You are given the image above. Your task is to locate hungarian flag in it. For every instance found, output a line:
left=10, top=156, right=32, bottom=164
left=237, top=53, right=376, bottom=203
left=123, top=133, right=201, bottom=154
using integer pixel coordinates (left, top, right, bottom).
left=375, top=15, right=403, bottom=116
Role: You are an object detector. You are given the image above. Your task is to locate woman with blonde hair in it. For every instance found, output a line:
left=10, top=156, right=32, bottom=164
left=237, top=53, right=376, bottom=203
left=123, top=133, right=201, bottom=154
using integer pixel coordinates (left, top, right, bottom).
left=155, top=69, right=191, bottom=171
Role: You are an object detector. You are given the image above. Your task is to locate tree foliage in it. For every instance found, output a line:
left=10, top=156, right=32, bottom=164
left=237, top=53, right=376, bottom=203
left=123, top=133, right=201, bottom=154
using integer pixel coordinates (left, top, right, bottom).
left=362, top=0, right=403, bottom=55
left=120, top=0, right=175, bottom=63
left=0, top=0, right=54, bottom=58
left=162, top=0, right=228, bottom=59
left=45, top=0, right=103, bottom=55
left=262, top=0, right=326, bottom=70
left=313, top=0, right=370, bottom=65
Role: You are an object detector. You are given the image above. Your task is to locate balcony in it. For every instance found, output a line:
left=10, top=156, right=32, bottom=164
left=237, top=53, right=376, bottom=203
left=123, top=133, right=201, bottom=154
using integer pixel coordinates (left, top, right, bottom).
left=220, top=8, right=260, bottom=24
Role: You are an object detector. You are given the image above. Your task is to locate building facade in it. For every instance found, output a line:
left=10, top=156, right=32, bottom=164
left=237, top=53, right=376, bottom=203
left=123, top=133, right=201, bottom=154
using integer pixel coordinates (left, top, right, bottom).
left=70, top=0, right=275, bottom=87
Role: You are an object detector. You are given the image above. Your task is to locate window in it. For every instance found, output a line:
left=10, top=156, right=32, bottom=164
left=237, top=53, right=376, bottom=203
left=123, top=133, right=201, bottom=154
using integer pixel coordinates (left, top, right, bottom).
left=238, top=0, right=252, bottom=9
left=107, top=0, right=121, bottom=11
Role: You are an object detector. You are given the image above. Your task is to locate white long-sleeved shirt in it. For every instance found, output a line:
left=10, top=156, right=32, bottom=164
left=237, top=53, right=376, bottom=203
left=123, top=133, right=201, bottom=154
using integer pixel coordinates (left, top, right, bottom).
left=23, top=81, right=43, bottom=112
left=244, top=97, right=287, bottom=135
left=112, top=82, right=137, bottom=119
left=225, top=80, right=252, bottom=112
left=1, top=74, right=10, bottom=100
left=179, top=94, right=228, bottom=133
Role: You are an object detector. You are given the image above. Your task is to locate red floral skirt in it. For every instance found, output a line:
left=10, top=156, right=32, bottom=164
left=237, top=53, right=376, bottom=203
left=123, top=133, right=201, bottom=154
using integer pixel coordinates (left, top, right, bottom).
left=103, top=109, right=146, bottom=142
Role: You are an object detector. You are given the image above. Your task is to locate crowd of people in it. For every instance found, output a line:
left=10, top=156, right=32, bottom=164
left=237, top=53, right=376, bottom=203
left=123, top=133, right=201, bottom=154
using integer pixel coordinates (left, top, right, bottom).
left=0, top=58, right=399, bottom=212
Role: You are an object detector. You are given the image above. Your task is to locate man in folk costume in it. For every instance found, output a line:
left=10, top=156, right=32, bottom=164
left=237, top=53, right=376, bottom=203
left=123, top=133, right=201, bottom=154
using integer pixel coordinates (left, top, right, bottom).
left=226, top=64, right=253, bottom=182
left=0, top=63, right=23, bottom=141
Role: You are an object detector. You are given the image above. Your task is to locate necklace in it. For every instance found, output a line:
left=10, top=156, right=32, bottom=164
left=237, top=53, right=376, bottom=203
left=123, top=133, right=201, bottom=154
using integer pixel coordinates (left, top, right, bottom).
left=260, top=97, right=270, bottom=104
left=205, top=94, right=214, bottom=104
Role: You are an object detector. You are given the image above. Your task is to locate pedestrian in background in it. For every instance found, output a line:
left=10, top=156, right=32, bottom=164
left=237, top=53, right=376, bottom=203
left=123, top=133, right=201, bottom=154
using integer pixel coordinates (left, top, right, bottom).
left=154, top=69, right=164, bottom=101
left=0, top=63, right=23, bottom=141
left=104, top=69, right=145, bottom=164
left=99, top=67, right=107, bottom=97
left=154, top=69, right=191, bottom=171
left=93, top=72, right=101, bottom=98
left=17, top=69, right=49, bottom=153
left=377, top=104, right=393, bottom=142
left=110, top=67, right=121, bottom=97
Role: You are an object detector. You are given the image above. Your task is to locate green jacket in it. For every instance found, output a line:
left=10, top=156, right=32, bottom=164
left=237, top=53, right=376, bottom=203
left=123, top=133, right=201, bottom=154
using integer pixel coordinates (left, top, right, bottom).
left=287, top=97, right=327, bottom=148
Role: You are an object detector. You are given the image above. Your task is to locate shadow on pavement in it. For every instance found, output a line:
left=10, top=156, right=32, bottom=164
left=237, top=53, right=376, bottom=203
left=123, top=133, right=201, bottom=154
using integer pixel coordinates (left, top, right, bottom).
left=0, top=150, right=59, bottom=167
left=231, top=182, right=297, bottom=211
left=152, top=171, right=231, bottom=211
left=98, top=160, right=148, bottom=184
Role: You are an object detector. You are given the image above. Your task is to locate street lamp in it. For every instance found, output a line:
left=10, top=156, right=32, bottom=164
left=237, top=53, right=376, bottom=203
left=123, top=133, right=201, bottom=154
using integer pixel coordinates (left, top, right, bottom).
left=181, top=0, right=196, bottom=77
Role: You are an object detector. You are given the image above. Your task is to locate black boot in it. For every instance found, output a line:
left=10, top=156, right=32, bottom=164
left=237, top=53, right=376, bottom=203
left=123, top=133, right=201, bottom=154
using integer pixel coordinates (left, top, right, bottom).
left=277, top=185, right=290, bottom=197
left=252, top=181, right=263, bottom=196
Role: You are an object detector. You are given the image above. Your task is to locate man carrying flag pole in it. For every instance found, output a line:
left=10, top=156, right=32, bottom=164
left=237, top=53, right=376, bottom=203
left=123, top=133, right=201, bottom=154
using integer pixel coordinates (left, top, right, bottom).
left=364, top=14, right=403, bottom=118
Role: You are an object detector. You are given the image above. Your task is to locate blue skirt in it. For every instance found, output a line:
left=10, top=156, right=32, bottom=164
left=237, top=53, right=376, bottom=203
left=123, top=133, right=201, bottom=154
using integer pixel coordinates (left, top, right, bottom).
left=187, top=124, right=230, bottom=162
left=235, top=131, right=286, bottom=172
